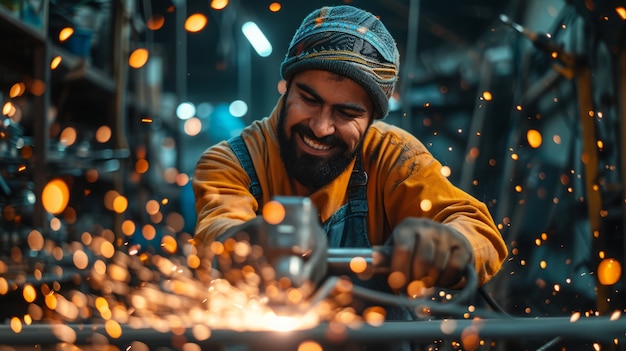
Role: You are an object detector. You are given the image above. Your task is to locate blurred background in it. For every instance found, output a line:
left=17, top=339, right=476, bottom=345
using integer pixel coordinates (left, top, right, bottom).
left=1, top=0, right=625, bottom=348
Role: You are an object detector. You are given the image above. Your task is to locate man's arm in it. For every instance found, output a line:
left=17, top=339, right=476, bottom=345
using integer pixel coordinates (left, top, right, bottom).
left=192, top=141, right=258, bottom=245
left=374, top=128, right=508, bottom=288
left=389, top=153, right=507, bottom=287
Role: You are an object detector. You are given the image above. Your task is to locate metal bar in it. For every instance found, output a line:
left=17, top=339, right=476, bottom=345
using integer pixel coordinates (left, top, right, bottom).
left=399, top=0, right=419, bottom=128
left=326, top=246, right=390, bottom=275
left=619, top=31, right=626, bottom=311
left=32, top=32, right=49, bottom=232
left=575, top=63, right=611, bottom=315
left=112, top=0, right=130, bottom=152
left=325, top=247, right=478, bottom=306
left=174, top=0, right=187, bottom=100
left=0, top=317, right=624, bottom=347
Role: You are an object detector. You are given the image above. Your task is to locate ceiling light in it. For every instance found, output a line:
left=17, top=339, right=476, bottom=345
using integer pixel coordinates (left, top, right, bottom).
left=241, top=21, right=272, bottom=57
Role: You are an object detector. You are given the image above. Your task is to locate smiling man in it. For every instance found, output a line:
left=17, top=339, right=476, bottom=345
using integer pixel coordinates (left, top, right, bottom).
left=278, top=71, right=372, bottom=190
left=193, top=5, right=507, bottom=313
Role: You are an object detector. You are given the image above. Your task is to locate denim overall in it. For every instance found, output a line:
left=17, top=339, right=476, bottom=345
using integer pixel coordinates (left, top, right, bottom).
left=228, top=136, right=412, bottom=322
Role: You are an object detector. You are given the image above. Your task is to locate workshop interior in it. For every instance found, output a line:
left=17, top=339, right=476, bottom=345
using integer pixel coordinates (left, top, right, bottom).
left=1, top=0, right=625, bottom=350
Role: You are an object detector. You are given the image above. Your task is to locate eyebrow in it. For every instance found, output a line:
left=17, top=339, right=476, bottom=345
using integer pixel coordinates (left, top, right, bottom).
left=295, top=82, right=368, bottom=113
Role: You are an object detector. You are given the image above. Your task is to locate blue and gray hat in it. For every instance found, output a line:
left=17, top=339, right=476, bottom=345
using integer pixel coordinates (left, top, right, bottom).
left=280, top=5, right=400, bottom=119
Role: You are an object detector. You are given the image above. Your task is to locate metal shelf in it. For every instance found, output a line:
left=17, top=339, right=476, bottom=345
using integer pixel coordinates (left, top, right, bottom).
left=0, top=0, right=130, bottom=235
left=50, top=44, right=116, bottom=94
left=0, top=6, right=45, bottom=45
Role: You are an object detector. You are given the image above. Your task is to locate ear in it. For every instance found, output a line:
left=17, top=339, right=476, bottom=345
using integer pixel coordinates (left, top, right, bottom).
left=278, top=79, right=288, bottom=95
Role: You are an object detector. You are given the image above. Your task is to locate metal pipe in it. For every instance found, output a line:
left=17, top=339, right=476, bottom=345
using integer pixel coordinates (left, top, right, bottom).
left=326, top=247, right=477, bottom=304
left=326, top=246, right=390, bottom=275
left=400, top=0, right=420, bottom=130
left=1, top=317, right=624, bottom=347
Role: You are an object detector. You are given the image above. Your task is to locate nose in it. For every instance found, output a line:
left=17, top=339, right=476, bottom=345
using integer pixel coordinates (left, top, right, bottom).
left=309, top=108, right=335, bottom=137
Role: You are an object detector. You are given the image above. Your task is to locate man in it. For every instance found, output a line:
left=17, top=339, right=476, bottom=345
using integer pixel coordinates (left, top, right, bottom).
left=193, top=5, right=507, bottom=302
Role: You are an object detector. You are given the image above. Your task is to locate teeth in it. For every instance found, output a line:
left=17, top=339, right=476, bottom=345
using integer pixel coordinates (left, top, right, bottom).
left=302, top=135, right=331, bottom=151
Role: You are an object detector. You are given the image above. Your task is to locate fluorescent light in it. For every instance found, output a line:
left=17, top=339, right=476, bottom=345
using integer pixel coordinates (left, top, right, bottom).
left=241, top=21, right=272, bottom=57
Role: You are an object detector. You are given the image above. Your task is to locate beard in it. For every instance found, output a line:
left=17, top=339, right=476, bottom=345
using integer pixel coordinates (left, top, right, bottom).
left=277, top=107, right=360, bottom=191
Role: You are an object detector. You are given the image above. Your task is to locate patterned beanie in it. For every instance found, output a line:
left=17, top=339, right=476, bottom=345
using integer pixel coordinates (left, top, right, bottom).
left=280, top=5, right=400, bottom=119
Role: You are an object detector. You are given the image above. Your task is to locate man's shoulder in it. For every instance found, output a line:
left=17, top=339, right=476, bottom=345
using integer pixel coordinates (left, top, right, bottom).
left=365, top=121, right=429, bottom=154
left=239, top=116, right=275, bottom=148
left=227, top=116, right=280, bottom=165
left=367, top=120, right=419, bottom=143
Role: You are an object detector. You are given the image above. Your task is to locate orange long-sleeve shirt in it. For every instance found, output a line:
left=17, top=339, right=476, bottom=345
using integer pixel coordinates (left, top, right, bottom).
left=193, top=98, right=508, bottom=285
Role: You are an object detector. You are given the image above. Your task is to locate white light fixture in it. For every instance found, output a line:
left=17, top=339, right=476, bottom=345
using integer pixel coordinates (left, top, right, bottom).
left=241, top=21, right=272, bottom=57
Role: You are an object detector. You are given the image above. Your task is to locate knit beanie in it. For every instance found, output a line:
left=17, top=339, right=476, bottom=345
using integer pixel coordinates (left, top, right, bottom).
left=280, top=5, right=400, bottom=119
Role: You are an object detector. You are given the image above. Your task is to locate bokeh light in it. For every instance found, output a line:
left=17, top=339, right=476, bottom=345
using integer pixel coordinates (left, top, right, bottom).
left=121, top=220, right=136, bottom=236
left=262, top=200, right=285, bottom=225
left=42, top=178, right=70, bottom=214
left=113, top=195, right=129, bottom=213
left=269, top=2, right=282, bottom=12
left=161, top=235, right=178, bottom=254
left=59, top=127, right=77, bottom=146
left=229, top=100, right=248, bottom=117
left=526, top=129, right=543, bottom=148
left=349, top=256, right=367, bottom=274
left=210, top=0, right=228, bottom=10
left=419, top=199, right=432, bottom=212
left=136, top=158, right=149, bottom=174
left=142, top=224, right=157, bottom=241
left=58, top=27, right=74, bottom=42
left=297, top=341, right=322, bottom=351
left=184, top=117, right=202, bottom=136
left=146, top=14, right=165, bottom=30
left=9, top=82, right=26, bottom=97
left=129, top=48, right=149, bottom=68
left=104, top=190, right=120, bottom=211
left=440, top=166, right=451, bottom=178
left=176, top=102, right=196, bottom=120
left=146, top=199, right=160, bottom=215
left=28, top=79, right=46, bottom=96
left=598, top=258, right=622, bottom=285
left=96, top=125, right=112, bottom=143
left=185, top=14, right=208, bottom=33
left=27, top=230, right=44, bottom=251
left=50, top=56, right=62, bottom=70
left=2, top=101, right=16, bottom=117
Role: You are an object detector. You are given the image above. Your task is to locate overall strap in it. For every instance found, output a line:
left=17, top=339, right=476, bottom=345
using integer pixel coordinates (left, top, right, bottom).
left=227, top=136, right=263, bottom=209
left=348, top=151, right=369, bottom=216
left=338, top=151, right=370, bottom=247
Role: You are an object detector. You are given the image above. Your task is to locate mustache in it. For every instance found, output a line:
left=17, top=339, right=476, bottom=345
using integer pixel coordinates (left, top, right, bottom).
left=291, top=124, right=347, bottom=149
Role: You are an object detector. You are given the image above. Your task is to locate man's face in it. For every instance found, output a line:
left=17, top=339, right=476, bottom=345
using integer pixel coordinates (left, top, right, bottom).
left=278, top=70, right=374, bottom=190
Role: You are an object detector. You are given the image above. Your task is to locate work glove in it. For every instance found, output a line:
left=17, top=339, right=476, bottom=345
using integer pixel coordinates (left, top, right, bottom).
left=388, top=217, right=474, bottom=290
left=214, top=197, right=328, bottom=304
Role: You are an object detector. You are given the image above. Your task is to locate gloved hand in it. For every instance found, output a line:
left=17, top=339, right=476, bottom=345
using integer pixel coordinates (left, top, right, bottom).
left=388, top=217, right=474, bottom=290
left=214, top=197, right=328, bottom=304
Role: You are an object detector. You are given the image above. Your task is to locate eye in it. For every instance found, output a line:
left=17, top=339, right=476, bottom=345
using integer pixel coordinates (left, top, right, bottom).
left=337, top=109, right=360, bottom=119
left=301, top=93, right=317, bottom=103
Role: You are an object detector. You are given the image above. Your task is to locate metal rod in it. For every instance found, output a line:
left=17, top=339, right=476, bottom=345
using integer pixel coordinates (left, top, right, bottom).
left=400, top=0, right=420, bottom=129
left=618, top=28, right=626, bottom=311
left=326, top=246, right=390, bottom=275
left=326, top=246, right=478, bottom=306
left=0, top=317, right=624, bottom=347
